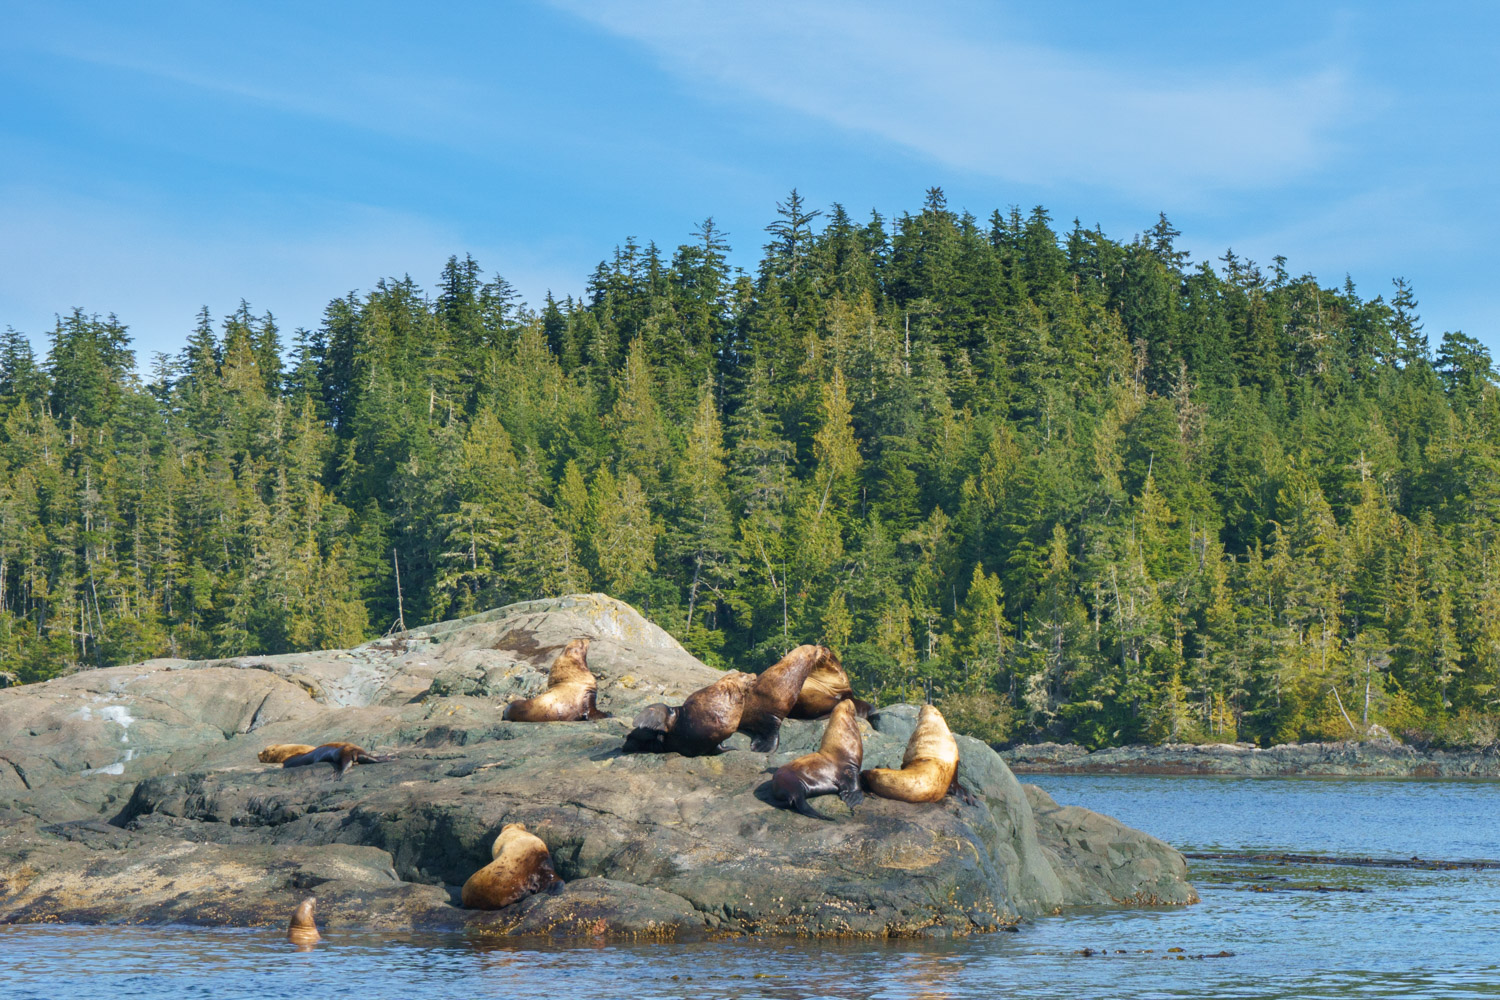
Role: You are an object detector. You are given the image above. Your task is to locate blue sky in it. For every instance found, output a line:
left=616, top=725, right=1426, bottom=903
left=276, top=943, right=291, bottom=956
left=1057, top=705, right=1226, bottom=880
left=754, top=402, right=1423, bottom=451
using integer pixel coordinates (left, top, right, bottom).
left=3, top=1, right=1498, bottom=360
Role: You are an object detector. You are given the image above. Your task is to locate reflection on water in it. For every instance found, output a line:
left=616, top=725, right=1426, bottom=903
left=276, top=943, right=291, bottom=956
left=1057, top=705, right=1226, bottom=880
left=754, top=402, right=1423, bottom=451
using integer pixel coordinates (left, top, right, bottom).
left=6, top=775, right=1500, bottom=999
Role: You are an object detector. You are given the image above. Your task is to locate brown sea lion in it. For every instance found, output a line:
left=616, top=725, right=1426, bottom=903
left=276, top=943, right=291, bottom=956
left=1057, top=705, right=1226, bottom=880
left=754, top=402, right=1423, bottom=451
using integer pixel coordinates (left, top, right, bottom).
left=502, top=638, right=610, bottom=722
left=287, top=896, right=321, bottom=947
left=740, top=644, right=838, bottom=752
left=860, top=704, right=963, bottom=803
left=769, top=698, right=864, bottom=819
left=623, top=670, right=758, bottom=756
left=258, top=743, right=317, bottom=764
left=460, top=822, right=564, bottom=910
left=788, top=649, right=873, bottom=720
left=282, top=742, right=394, bottom=779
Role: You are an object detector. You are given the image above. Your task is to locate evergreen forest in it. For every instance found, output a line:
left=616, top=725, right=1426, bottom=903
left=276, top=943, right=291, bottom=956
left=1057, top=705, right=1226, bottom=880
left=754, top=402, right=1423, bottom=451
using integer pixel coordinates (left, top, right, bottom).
left=4, top=188, right=1499, bottom=750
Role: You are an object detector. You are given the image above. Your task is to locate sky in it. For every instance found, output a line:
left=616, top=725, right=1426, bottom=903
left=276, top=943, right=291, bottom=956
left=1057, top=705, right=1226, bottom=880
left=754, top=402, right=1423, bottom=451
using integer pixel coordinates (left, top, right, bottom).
left=3, top=1, right=1499, bottom=361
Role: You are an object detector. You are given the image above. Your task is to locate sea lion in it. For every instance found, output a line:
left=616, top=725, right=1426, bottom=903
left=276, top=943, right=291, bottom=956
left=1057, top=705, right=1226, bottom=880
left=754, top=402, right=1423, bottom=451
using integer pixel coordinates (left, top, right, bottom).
left=287, top=896, right=321, bottom=947
left=740, top=644, right=838, bottom=752
left=768, top=698, right=864, bottom=819
left=859, top=704, right=963, bottom=803
left=460, top=822, right=564, bottom=910
left=788, top=650, right=872, bottom=720
left=623, top=670, right=757, bottom=756
left=502, top=638, right=610, bottom=722
left=258, top=743, right=317, bottom=764
left=281, top=741, right=394, bottom=779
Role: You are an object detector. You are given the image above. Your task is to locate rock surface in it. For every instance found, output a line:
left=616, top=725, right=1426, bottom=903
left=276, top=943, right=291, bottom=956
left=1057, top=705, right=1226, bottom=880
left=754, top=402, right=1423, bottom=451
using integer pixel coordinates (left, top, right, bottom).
left=1003, top=740, right=1500, bottom=778
left=0, top=594, right=1195, bottom=938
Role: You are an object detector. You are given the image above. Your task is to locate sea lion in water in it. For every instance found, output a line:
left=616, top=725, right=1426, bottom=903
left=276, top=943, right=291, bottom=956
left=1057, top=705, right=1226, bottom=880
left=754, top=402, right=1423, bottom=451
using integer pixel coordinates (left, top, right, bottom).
left=258, top=743, right=316, bottom=764
left=788, top=650, right=872, bottom=720
left=623, top=670, right=757, bottom=756
left=460, top=822, right=563, bottom=910
left=769, top=699, right=864, bottom=819
left=281, top=742, right=393, bottom=779
left=502, top=638, right=610, bottom=722
left=740, top=645, right=838, bottom=752
left=287, top=896, right=321, bottom=947
left=860, top=704, right=964, bottom=803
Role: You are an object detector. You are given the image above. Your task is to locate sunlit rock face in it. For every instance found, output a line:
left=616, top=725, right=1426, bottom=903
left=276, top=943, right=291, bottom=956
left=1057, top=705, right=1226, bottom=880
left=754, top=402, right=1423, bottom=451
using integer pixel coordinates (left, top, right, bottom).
left=0, top=594, right=1195, bottom=937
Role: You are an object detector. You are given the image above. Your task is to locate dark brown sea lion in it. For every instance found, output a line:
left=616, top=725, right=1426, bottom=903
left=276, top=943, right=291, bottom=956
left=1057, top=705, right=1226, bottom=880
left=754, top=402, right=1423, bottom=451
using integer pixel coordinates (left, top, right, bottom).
left=502, top=638, right=610, bottom=722
left=769, top=698, right=864, bottom=819
left=281, top=741, right=394, bottom=779
left=623, top=670, right=757, bottom=756
left=287, top=896, right=321, bottom=947
left=788, top=649, right=872, bottom=720
left=740, top=645, right=838, bottom=752
left=860, top=704, right=962, bottom=803
left=258, top=743, right=317, bottom=764
left=460, top=822, right=564, bottom=910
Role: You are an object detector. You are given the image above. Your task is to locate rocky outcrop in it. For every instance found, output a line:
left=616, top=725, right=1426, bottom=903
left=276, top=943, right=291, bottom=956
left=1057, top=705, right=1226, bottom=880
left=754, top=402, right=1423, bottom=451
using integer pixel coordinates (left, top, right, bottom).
left=1003, top=740, right=1500, bottom=778
left=0, top=594, right=1195, bottom=938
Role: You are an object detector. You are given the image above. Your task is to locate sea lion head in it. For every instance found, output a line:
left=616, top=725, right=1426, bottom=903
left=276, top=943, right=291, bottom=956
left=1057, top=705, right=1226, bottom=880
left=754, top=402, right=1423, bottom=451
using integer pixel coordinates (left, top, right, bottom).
left=287, top=896, right=321, bottom=947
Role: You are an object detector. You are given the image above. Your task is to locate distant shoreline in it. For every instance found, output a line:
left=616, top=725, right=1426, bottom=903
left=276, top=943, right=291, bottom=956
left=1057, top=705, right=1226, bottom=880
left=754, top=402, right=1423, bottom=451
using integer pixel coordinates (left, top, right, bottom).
left=1001, top=740, right=1500, bottom=778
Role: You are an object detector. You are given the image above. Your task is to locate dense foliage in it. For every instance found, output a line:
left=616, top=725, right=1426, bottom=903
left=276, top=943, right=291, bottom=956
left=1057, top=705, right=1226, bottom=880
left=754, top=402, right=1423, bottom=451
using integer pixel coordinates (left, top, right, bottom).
left=3, top=189, right=1499, bottom=748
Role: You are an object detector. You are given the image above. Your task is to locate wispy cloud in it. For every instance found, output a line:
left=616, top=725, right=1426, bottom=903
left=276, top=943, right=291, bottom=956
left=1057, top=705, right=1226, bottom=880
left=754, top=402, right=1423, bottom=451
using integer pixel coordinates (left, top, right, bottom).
left=555, top=0, right=1352, bottom=201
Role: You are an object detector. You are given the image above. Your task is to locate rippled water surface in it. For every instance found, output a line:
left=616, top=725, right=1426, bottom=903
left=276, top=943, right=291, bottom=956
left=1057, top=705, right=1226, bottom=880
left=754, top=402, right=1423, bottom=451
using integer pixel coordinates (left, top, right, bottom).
left=6, top=775, right=1500, bottom=999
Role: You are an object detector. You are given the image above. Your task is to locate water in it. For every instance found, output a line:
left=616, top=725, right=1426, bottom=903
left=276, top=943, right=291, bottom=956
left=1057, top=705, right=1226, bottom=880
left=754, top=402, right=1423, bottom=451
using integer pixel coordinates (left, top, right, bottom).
left=5, top=775, right=1500, bottom=999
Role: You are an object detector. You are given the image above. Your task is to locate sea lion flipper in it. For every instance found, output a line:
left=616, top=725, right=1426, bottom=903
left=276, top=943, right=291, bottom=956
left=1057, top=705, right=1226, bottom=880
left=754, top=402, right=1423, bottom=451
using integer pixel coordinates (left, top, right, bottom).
left=748, top=717, right=782, bottom=753
left=839, top=784, right=864, bottom=808
left=950, top=780, right=978, bottom=806
left=586, top=707, right=612, bottom=720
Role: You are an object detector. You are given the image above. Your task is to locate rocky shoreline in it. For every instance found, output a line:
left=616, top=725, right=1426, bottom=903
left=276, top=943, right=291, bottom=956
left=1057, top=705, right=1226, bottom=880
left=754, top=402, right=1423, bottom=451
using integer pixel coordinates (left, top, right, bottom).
left=0, top=595, right=1195, bottom=939
left=1002, top=740, right=1500, bottom=778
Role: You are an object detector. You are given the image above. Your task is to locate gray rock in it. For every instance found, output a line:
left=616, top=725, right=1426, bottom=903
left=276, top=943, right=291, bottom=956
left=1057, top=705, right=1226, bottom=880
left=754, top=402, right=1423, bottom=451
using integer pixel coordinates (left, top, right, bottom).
left=0, top=594, right=1195, bottom=938
left=1002, top=739, right=1500, bottom=778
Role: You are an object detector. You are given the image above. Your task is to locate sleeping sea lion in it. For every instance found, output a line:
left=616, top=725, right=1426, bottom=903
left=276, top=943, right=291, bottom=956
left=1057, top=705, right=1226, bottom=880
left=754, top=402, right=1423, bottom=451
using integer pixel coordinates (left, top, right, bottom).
left=740, top=645, right=837, bottom=752
left=460, top=822, right=564, bottom=910
left=623, top=670, right=757, bottom=756
left=788, top=649, right=872, bottom=720
left=258, top=743, right=317, bottom=764
left=860, top=704, right=963, bottom=803
left=768, top=698, right=864, bottom=819
left=282, top=741, right=394, bottom=779
left=287, top=896, right=321, bottom=947
left=502, top=638, right=610, bottom=722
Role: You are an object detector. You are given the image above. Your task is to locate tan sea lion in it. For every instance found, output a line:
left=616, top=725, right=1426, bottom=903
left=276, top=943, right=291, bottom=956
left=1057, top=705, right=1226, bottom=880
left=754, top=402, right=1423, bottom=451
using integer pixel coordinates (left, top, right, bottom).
left=788, top=650, right=873, bottom=720
left=768, top=698, right=864, bottom=819
left=623, top=670, right=757, bottom=756
left=860, top=704, right=963, bottom=803
left=287, top=896, right=321, bottom=947
left=282, top=742, right=394, bottom=779
left=460, top=822, right=563, bottom=910
left=259, top=743, right=317, bottom=764
left=502, top=638, right=610, bottom=722
left=740, top=645, right=837, bottom=752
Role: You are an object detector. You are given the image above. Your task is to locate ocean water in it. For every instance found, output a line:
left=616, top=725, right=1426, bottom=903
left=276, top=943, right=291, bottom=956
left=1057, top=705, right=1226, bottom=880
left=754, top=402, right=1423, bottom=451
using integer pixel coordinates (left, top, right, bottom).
left=5, top=775, right=1500, bottom=999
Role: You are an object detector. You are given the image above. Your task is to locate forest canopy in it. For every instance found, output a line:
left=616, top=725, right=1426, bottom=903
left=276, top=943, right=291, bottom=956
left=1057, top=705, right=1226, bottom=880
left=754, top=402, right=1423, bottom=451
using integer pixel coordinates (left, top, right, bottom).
left=3, top=188, right=1498, bottom=750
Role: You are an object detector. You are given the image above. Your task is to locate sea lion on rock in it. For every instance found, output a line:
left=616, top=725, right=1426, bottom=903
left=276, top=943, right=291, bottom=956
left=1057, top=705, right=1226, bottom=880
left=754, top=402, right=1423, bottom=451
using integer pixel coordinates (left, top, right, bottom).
left=287, top=896, right=321, bottom=947
left=502, top=638, right=610, bottom=722
left=769, top=699, right=864, bottom=819
left=258, top=743, right=316, bottom=764
left=860, top=704, right=964, bottom=803
left=281, top=742, right=393, bottom=779
left=461, top=822, right=563, bottom=910
left=740, top=644, right=838, bottom=752
left=789, top=650, right=872, bottom=720
left=623, top=670, right=757, bottom=756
